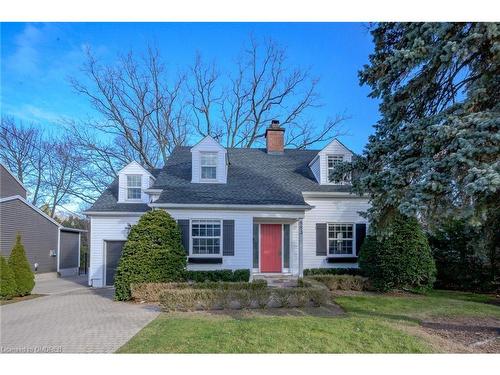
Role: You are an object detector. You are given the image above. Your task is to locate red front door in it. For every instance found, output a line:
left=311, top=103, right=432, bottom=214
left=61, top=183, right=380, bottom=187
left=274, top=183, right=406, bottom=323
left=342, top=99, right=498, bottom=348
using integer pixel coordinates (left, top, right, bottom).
left=260, top=224, right=282, bottom=273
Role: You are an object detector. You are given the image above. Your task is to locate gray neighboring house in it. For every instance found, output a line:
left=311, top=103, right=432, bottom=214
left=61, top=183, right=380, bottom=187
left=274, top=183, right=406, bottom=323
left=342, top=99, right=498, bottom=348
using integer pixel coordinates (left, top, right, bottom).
left=0, top=163, right=85, bottom=276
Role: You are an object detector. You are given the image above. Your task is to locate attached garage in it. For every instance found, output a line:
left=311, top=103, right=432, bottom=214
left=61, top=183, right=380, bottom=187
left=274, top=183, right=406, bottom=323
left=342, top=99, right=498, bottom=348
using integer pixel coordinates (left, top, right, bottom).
left=104, top=240, right=126, bottom=286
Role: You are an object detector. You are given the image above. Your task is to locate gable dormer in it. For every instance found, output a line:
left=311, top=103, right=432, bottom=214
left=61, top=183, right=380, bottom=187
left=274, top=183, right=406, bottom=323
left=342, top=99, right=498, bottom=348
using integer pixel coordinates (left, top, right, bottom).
left=117, top=161, right=155, bottom=203
left=191, top=135, right=227, bottom=184
left=309, top=139, right=353, bottom=185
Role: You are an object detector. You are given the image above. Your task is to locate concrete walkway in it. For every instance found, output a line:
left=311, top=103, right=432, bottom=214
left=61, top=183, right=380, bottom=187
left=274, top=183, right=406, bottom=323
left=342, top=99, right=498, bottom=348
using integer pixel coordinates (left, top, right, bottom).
left=0, top=276, right=159, bottom=353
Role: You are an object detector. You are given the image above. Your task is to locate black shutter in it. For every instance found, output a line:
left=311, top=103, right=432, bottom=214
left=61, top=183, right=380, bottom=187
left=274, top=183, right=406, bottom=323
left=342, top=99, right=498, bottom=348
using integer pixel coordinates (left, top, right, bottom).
left=316, top=223, right=327, bottom=256
left=253, top=223, right=259, bottom=268
left=223, top=220, right=235, bottom=256
left=177, top=219, right=190, bottom=254
left=355, top=223, right=367, bottom=256
left=283, top=224, right=290, bottom=268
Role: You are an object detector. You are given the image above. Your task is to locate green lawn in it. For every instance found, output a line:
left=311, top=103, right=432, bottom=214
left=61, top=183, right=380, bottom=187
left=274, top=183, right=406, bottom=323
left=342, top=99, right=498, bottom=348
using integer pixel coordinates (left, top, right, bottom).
left=117, top=290, right=499, bottom=353
left=335, top=292, right=500, bottom=322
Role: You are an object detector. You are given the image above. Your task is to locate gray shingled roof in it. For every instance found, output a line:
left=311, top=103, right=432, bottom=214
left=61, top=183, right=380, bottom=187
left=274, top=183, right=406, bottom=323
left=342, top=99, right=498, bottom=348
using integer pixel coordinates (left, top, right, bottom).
left=152, top=146, right=352, bottom=206
left=86, top=169, right=161, bottom=213
left=88, top=146, right=354, bottom=212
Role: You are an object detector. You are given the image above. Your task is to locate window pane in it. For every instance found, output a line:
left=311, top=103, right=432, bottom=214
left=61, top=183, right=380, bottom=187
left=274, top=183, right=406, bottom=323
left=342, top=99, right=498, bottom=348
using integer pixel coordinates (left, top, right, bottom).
left=201, top=153, right=217, bottom=166
left=127, top=187, right=141, bottom=200
left=201, top=166, right=217, bottom=179
left=191, top=220, right=221, bottom=255
left=328, top=224, right=353, bottom=255
left=127, top=175, right=142, bottom=187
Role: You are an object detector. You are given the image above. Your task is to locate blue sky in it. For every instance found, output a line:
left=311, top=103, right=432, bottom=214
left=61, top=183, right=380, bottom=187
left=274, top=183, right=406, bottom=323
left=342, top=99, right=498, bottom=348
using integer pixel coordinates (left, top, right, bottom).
left=1, top=22, right=379, bottom=153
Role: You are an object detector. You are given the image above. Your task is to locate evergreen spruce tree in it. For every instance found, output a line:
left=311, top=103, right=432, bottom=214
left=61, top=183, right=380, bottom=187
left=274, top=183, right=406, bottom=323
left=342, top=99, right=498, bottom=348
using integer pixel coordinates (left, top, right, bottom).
left=8, top=234, right=35, bottom=296
left=0, top=256, right=17, bottom=300
left=345, top=23, right=499, bottom=232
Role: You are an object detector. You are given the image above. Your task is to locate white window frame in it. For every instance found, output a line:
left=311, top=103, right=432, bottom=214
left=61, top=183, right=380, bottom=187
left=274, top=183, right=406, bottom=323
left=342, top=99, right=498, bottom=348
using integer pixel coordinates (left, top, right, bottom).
left=190, top=219, right=223, bottom=257
left=126, top=174, right=142, bottom=200
left=327, top=155, right=350, bottom=185
left=327, top=223, right=355, bottom=257
left=200, top=152, right=218, bottom=181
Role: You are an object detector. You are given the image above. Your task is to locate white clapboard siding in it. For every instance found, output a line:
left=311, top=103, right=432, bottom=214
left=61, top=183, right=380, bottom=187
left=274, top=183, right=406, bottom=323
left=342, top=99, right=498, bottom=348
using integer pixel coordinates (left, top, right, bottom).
left=167, top=209, right=301, bottom=273
left=88, top=215, right=141, bottom=287
left=117, top=161, right=153, bottom=203
left=302, top=197, right=370, bottom=270
left=191, top=136, right=228, bottom=184
left=310, top=157, right=321, bottom=183
left=89, top=208, right=303, bottom=287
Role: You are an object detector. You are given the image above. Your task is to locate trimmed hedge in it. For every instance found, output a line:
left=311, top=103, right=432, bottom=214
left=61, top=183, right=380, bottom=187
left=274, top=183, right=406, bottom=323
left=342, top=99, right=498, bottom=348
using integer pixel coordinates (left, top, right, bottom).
left=186, top=269, right=250, bottom=282
left=359, top=214, right=436, bottom=292
left=8, top=234, right=34, bottom=296
left=131, top=280, right=267, bottom=302
left=114, top=210, right=187, bottom=300
left=0, top=256, right=16, bottom=300
left=151, top=279, right=328, bottom=311
left=306, top=275, right=368, bottom=291
left=303, top=268, right=364, bottom=276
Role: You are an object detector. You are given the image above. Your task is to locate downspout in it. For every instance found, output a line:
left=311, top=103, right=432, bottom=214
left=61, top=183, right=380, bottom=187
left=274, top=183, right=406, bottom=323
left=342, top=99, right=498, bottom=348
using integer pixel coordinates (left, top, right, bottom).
left=298, top=219, right=304, bottom=277
left=57, top=228, right=61, bottom=274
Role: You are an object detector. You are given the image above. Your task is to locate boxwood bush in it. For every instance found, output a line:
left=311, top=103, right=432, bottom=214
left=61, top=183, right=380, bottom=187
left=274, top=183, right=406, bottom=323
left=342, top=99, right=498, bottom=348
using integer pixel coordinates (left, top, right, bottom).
left=359, top=214, right=436, bottom=292
left=8, top=234, right=34, bottom=296
left=131, top=280, right=267, bottom=302
left=185, top=269, right=250, bottom=282
left=303, top=268, right=364, bottom=276
left=307, top=275, right=368, bottom=291
left=0, top=256, right=16, bottom=300
left=114, top=210, right=187, bottom=300
left=137, top=279, right=328, bottom=310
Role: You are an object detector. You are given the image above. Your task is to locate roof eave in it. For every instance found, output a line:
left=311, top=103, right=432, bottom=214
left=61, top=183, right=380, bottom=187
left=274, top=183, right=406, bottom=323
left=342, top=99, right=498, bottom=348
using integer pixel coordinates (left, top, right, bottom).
left=149, top=203, right=312, bottom=211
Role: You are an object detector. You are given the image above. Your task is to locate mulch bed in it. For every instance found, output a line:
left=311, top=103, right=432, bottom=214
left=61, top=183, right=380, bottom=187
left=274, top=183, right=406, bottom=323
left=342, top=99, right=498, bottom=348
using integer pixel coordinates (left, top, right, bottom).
left=420, top=317, right=500, bottom=353
left=0, top=294, right=45, bottom=306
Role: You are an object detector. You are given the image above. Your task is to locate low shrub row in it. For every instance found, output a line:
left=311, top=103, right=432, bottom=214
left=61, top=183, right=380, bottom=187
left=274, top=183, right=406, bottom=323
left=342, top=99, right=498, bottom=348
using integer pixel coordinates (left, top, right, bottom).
left=136, top=279, right=329, bottom=311
left=303, top=268, right=364, bottom=277
left=131, top=280, right=267, bottom=302
left=185, top=269, right=250, bottom=282
left=306, top=275, right=368, bottom=291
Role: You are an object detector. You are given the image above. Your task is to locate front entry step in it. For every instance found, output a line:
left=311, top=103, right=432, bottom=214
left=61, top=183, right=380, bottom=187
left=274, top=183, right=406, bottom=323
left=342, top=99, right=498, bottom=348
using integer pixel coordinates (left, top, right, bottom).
left=252, top=273, right=298, bottom=288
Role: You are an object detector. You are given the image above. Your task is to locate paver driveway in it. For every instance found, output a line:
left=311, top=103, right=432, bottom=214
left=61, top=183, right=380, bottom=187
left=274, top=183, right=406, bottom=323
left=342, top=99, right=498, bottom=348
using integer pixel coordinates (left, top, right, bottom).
left=0, top=276, right=159, bottom=353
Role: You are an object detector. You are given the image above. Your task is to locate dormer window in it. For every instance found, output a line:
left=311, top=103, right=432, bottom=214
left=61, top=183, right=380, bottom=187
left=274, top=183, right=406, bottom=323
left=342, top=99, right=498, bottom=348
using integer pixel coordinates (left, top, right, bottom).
left=126, top=175, right=142, bottom=200
left=327, top=155, right=344, bottom=184
left=200, top=152, right=217, bottom=181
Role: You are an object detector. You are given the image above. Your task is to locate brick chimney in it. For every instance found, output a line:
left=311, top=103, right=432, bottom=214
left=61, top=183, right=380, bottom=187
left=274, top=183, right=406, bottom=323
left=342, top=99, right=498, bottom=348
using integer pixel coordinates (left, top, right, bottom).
left=265, top=119, right=285, bottom=154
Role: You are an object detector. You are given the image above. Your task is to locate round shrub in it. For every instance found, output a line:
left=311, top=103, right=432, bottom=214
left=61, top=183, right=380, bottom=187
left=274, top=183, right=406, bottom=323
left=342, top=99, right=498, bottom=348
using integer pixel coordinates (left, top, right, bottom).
left=114, top=210, right=187, bottom=300
left=359, top=214, right=436, bottom=292
left=0, top=256, right=16, bottom=300
left=8, top=234, right=35, bottom=296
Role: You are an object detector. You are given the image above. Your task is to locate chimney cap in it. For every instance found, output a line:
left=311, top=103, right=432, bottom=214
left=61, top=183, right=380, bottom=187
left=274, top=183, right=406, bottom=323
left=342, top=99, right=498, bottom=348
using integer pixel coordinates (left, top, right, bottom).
left=266, top=119, right=284, bottom=137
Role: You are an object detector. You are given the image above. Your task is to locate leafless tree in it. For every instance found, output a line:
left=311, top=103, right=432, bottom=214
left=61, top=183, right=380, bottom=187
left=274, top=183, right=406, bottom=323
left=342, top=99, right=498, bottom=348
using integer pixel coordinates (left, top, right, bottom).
left=70, top=46, right=189, bottom=169
left=188, top=54, right=223, bottom=139
left=43, top=137, right=86, bottom=217
left=0, top=116, right=48, bottom=205
left=194, top=38, right=346, bottom=148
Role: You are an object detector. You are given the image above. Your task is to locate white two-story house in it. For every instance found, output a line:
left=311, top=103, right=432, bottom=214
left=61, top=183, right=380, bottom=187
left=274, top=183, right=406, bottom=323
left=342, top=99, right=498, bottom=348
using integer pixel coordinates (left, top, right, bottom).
left=85, top=120, right=370, bottom=287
